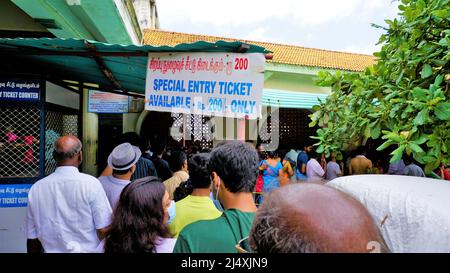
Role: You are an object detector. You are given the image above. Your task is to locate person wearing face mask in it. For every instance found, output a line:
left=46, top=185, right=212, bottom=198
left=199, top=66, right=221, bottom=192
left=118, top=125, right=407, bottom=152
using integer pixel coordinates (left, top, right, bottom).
left=169, top=153, right=222, bottom=238
left=173, top=141, right=259, bottom=253
left=98, top=176, right=177, bottom=253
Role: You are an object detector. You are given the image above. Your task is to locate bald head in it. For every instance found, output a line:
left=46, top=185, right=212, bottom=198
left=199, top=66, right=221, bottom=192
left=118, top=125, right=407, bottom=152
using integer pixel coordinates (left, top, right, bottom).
left=53, top=136, right=82, bottom=166
left=249, top=183, right=388, bottom=253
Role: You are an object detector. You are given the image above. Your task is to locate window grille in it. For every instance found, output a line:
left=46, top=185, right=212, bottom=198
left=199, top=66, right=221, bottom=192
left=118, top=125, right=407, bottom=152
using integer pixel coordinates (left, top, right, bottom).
left=0, top=107, right=41, bottom=178
left=45, top=110, right=78, bottom=175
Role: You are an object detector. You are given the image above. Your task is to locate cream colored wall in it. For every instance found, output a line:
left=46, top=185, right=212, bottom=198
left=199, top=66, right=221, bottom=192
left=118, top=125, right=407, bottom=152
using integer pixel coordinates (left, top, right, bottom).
left=264, top=72, right=331, bottom=94
left=123, top=113, right=140, bottom=133
left=82, top=88, right=98, bottom=176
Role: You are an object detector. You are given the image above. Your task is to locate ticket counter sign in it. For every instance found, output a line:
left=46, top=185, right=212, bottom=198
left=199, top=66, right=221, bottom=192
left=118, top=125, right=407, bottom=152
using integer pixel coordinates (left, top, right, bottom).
left=0, top=184, right=32, bottom=208
left=88, top=90, right=130, bottom=113
left=145, top=52, right=265, bottom=119
left=0, top=79, right=40, bottom=102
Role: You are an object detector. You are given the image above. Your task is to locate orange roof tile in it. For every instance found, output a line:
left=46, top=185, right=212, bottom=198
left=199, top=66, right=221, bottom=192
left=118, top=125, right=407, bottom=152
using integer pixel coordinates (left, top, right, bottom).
left=143, top=29, right=376, bottom=72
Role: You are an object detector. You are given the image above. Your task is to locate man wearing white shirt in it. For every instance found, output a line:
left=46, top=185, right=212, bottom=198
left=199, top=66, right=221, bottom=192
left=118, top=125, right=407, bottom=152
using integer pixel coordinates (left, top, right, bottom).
left=98, top=143, right=140, bottom=209
left=26, top=136, right=112, bottom=253
left=306, top=151, right=326, bottom=182
left=326, top=153, right=343, bottom=181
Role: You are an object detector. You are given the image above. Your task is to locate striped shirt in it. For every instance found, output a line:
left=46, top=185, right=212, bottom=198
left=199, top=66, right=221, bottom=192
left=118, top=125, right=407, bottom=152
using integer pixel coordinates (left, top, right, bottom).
left=131, top=157, right=158, bottom=181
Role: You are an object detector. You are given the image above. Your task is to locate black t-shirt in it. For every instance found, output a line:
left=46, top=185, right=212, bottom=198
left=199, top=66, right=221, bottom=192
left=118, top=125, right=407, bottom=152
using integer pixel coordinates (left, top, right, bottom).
left=150, top=155, right=173, bottom=181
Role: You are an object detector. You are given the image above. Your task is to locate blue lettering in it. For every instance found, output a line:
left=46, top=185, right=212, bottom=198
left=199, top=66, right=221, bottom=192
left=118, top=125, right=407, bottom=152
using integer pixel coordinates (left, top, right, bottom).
left=186, top=97, right=191, bottom=109
left=153, top=79, right=159, bottom=91
left=229, top=100, right=256, bottom=114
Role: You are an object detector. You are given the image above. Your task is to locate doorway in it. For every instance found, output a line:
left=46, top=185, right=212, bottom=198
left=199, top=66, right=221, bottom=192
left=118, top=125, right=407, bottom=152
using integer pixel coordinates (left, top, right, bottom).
left=97, top=114, right=123, bottom=176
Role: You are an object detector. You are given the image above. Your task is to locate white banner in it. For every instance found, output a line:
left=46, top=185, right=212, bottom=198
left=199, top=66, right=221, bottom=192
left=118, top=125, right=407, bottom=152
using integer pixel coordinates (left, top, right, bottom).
left=144, top=52, right=265, bottom=119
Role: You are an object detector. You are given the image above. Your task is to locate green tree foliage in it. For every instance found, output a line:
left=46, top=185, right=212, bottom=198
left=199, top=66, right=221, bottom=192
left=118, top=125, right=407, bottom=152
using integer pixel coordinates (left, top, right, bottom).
left=309, top=0, right=450, bottom=173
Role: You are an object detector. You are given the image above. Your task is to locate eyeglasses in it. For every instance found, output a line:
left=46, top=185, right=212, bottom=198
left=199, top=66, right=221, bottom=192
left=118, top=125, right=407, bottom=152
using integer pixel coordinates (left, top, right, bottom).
left=235, top=236, right=251, bottom=253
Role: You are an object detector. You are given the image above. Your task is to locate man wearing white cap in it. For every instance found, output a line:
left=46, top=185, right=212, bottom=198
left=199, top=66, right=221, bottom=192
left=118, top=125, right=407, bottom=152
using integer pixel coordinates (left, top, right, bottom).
left=98, top=143, right=141, bottom=209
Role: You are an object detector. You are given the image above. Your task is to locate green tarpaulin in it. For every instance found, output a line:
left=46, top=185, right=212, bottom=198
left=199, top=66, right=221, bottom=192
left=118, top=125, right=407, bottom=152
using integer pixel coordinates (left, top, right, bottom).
left=0, top=37, right=270, bottom=95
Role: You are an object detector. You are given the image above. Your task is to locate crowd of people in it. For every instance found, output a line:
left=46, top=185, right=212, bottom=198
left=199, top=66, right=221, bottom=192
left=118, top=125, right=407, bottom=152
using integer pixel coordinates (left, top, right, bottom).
left=255, top=141, right=449, bottom=197
left=25, top=133, right=448, bottom=253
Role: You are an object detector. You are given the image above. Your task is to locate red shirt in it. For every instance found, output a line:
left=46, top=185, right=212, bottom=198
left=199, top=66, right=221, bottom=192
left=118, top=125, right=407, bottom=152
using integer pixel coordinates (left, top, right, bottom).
left=438, top=168, right=450, bottom=181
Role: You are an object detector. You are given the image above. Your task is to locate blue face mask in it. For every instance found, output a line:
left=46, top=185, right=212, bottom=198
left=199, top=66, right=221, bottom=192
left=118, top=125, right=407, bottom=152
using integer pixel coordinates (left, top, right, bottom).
left=212, top=178, right=224, bottom=212
left=167, top=200, right=176, bottom=224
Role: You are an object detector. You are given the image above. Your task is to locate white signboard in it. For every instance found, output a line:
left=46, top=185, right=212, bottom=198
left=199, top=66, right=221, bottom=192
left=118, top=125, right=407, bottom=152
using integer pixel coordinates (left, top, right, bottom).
left=88, top=90, right=130, bottom=113
left=145, top=52, right=265, bottom=119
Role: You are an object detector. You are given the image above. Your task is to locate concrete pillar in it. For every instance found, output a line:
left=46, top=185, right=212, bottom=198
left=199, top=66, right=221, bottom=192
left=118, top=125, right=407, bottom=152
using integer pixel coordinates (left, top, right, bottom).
left=82, top=88, right=98, bottom=176
left=237, top=118, right=245, bottom=141
left=123, top=113, right=140, bottom=134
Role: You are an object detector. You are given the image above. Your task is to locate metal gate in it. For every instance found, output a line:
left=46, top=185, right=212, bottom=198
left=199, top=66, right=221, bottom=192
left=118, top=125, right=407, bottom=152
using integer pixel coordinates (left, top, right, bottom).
left=44, top=107, right=79, bottom=175
left=0, top=107, right=41, bottom=178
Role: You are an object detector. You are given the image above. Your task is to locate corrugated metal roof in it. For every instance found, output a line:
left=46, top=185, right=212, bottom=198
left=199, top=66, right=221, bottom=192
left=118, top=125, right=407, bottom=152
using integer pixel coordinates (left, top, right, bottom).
left=0, top=37, right=269, bottom=95
left=262, top=89, right=328, bottom=109
left=144, top=29, right=376, bottom=72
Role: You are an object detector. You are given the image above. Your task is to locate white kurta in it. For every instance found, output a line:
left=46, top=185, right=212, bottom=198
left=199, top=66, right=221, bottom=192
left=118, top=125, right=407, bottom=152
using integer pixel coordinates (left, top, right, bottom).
left=26, top=166, right=112, bottom=253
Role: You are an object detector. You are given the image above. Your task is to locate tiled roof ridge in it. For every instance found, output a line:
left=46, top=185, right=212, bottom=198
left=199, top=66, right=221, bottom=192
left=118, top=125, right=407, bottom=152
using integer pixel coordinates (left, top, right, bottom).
left=145, top=28, right=376, bottom=58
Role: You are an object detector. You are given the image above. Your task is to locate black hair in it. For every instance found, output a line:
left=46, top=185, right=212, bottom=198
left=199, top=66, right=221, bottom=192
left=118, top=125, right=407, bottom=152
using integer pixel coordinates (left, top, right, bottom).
left=103, top=176, right=170, bottom=253
left=120, top=132, right=140, bottom=147
left=355, top=146, right=367, bottom=156
left=188, top=153, right=211, bottom=189
left=173, top=179, right=193, bottom=202
left=190, top=145, right=201, bottom=155
left=201, top=147, right=212, bottom=153
left=309, top=149, right=320, bottom=160
left=112, top=167, right=133, bottom=175
left=299, top=140, right=313, bottom=151
left=168, top=150, right=187, bottom=172
left=278, top=149, right=288, bottom=160
left=266, top=150, right=278, bottom=159
left=139, top=138, right=151, bottom=152
left=208, top=141, right=259, bottom=193
left=403, top=153, right=414, bottom=165
left=151, top=137, right=167, bottom=156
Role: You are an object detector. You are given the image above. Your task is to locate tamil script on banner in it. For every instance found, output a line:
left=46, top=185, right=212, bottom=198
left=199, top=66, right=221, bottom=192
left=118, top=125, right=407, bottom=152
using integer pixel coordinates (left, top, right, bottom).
left=0, top=79, right=40, bottom=102
left=0, top=184, right=32, bottom=208
left=88, top=90, right=130, bottom=113
left=145, top=52, right=265, bottom=119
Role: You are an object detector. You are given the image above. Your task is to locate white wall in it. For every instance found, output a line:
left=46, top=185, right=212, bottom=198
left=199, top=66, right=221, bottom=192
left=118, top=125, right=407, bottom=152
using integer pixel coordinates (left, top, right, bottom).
left=0, top=207, right=27, bottom=253
left=45, top=81, right=80, bottom=110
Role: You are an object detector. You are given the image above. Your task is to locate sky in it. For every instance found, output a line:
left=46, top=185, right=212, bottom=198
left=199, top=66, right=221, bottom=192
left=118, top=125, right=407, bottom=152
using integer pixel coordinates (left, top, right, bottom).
left=156, top=0, right=400, bottom=55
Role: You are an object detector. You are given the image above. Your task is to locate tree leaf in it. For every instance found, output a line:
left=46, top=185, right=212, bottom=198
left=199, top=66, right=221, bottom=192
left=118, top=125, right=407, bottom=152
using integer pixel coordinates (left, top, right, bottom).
left=413, top=108, right=430, bottom=126
left=364, top=125, right=371, bottom=138
left=377, top=140, right=393, bottom=151
left=434, top=74, right=444, bottom=86
left=390, top=145, right=405, bottom=163
left=396, top=70, right=404, bottom=85
left=409, top=143, right=424, bottom=154
left=435, top=102, right=450, bottom=120
left=412, top=87, right=428, bottom=101
left=316, top=145, right=324, bottom=153
left=371, top=122, right=381, bottom=139
left=413, top=134, right=429, bottom=145
left=420, top=64, right=433, bottom=79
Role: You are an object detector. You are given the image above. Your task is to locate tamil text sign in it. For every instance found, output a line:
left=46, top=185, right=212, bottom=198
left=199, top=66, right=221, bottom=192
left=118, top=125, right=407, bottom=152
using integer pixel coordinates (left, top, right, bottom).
left=0, top=184, right=32, bottom=208
left=145, top=52, right=265, bottom=119
left=0, top=79, right=40, bottom=102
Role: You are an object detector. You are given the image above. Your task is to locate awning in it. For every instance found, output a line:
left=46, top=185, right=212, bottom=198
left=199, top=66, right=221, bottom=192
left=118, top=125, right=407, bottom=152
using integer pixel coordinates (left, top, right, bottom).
left=0, top=37, right=270, bottom=96
left=262, top=89, right=328, bottom=109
